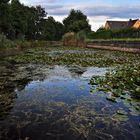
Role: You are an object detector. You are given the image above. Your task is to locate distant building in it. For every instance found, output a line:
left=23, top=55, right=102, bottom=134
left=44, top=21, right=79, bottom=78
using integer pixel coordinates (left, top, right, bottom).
left=104, top=19, right=140, bottom=30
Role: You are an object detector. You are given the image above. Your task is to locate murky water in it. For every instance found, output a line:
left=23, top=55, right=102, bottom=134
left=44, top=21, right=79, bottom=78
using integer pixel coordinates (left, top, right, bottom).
left=0, top=64, right=140, bottom=140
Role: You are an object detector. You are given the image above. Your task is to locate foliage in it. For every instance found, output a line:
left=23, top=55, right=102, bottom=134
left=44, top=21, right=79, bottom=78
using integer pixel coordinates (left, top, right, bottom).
left=6, top=46, right=140, bottom=100
left=90, top=64, right=140, bottom=99
left=112, top=28, right=140, bottom=38
left=76, top=31, right=86, bottom=41
left=0, top=33, right=15, bottom=48
left=0, top=33, right=56, bottom=48
left=0, top=0, right=11, bottom=35
left=8, top=46, right=140, bottom=67
left=63, top=31, right=86, bottom=43
left=63, top=9, right=91, bottom=33
left=88, top=28, right=112, bottom=39
left=43, top=17, right=64, bottom=41
left=87, top=27, right=140, bottom=39
left=86, top=31, right=95, bottom=39
left=0, top=0, right=64, bottom=41
left=62, top=32, right=76, bottom=41
left=1, top=1, right=92, bottom=41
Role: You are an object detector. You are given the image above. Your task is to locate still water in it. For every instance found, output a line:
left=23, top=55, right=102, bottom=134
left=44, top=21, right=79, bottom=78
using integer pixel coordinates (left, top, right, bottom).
left=0, top=65, right=140, bottom=140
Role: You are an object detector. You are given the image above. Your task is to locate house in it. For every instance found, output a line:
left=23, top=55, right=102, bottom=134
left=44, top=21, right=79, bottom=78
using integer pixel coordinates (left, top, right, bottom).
left=133, top=20, right=140, bottom=28
left=105, top=19, right=140, bottom=30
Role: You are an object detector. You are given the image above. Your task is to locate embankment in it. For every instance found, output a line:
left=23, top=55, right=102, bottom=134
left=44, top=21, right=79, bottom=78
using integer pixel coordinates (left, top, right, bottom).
left=87, top=40, right=140, bottom=53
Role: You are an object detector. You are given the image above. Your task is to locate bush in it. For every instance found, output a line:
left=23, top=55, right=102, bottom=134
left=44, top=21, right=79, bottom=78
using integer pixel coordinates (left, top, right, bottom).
left=87, top=28, right=140, bottom=40
left=76, top=31, right=86, bottom=41
left=0, top=34, right=47, bottom=49
left=62, top=32, right=76, bottom=41
left=0, top=33, right=15, bottom=48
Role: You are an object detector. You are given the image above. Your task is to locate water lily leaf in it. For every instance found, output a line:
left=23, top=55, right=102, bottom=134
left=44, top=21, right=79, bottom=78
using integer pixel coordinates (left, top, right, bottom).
left=79, top=85, right=85, bottom=90
left=135, top=87, right=140, bottom=93
left=123, top=100, right=131, bottom=107
left=113, top=114, right=129, bottom=122
left=106, top=96, right=118, bottom=103
left=117, top=109, right=128, bottom=115
left=90, top=89, right=98, bottom=94
left=129, top=107, right=140, bottom=116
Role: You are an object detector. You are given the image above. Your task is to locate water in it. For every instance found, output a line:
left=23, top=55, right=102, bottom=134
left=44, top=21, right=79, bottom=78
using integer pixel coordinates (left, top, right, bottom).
left=0, top=65, right=140, bottom=140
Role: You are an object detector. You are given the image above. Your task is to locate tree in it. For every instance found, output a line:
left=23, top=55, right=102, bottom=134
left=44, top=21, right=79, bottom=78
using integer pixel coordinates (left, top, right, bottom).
left=32, top=6, right=47, bottom=40
left=43, top=17, right=64, bottom=41
left=23, top=5, right=47, bottom=40
left=0, top=0, right=11, bottom=36
left=0, top=0, right=64, bottom=41
left=10, top=0, right=28, bottom=39
left=55, top=21, right=64, bottom=40
left=63, top=9, right=91, bottom=33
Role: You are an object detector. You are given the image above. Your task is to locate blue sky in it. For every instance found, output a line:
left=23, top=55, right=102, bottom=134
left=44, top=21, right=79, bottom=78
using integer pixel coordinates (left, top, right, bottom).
left=20, top=0, right=140, bottom=30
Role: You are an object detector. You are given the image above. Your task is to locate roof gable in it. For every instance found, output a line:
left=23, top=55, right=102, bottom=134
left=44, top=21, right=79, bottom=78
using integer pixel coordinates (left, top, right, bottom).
left=105, top=19, right=139, bottom=30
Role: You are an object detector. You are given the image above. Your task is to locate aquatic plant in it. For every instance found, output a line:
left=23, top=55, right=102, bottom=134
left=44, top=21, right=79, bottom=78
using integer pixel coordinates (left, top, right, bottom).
left=7, top=47, right=140, bottom=67
left=90, top=64, right=140, bottom=99
left=6, top=46, right=140, bottom=100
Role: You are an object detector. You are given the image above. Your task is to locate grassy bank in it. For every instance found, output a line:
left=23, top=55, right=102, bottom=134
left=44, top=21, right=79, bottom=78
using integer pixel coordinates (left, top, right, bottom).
left=0, top=33, right=61, bottom=50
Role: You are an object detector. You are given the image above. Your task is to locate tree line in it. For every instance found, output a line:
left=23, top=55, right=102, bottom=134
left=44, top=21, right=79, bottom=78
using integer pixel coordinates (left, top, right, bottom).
left=2, top=0, right=138, bottom=41
left=87, top=27, right=140, bottom=39
left=0, top=0, right=91, bottom=41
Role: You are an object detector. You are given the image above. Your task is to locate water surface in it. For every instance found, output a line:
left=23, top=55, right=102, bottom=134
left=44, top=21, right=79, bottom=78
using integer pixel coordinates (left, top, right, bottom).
left=0, top=65, right=140, bottom=140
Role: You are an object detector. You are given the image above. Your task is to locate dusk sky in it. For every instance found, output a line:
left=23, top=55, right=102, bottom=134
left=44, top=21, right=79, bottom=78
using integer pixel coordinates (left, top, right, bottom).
left=20, top=0, right=140, bottom=31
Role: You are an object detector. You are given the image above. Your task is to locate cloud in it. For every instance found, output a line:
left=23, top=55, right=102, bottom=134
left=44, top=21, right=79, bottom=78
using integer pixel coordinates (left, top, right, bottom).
left=43, top=4, right=140, bottom=19
left=20, top=1, right=140, bottom=30
left=20, top=0, right=58, bottom=5
left=44, top=4, right=140, bottom=31
left=20, top=1, right=140, bottom=18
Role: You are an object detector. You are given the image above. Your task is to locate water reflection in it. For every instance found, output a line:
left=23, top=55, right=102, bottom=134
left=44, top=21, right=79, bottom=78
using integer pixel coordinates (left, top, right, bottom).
left=0, top=64, right=140, bottom=140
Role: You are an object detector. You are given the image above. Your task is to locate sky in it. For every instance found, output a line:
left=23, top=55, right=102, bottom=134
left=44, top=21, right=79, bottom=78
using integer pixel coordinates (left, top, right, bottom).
left=20, top=0, right=140, bottom=31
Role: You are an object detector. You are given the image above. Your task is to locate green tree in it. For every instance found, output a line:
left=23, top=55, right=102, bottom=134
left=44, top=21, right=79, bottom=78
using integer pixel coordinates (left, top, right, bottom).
left=43, top=17, right=64, bottom=41
left=23, top=6, right=47, bottom=40
left=32, top=6, right=47, bottom=40
left=63, top=9, right=91, bottom=33
left=43, top=17, right=56, bottom=40
left=0, top=0, right=11, bottom=36
left=10, top=0, right=28, bottom=39
left=55, top=21, right=64, bottom=40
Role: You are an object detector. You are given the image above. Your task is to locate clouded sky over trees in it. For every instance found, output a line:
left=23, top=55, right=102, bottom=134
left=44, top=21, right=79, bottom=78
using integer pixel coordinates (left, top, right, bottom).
left=20, top=0, right=140, bottom=30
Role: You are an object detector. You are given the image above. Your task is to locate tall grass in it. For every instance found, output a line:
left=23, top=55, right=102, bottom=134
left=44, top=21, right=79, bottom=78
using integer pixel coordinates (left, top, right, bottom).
left=0, top=33, right=53, bottom=49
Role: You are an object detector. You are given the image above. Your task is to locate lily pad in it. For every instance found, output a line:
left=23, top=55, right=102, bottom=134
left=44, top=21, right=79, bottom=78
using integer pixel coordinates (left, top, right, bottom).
left=117, top=109, right=127, bottom=115
left=123, top=100, right=131, bottom=107
left=129, top=107, right=140, bottom=116
left=106, top=96, right=118, bottom=103
left=113, top=114, right=129, bottom=122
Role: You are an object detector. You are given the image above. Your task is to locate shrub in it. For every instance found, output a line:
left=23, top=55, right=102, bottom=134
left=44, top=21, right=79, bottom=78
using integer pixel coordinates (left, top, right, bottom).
left=87, top=28, right=140, bottom=40
left=62, top=32, right=76, bottom=41
left=76, top=30, right=86, bottom=41
left=0, top=33, right=15, bottom=48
